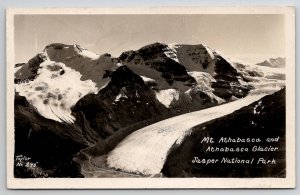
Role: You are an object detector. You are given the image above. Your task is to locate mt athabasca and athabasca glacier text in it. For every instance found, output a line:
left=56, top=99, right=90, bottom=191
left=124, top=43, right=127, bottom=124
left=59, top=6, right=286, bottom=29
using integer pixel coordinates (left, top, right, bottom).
left=201, top=136, right=280, bottom=144
left=205, top=145, right=279, bottom=152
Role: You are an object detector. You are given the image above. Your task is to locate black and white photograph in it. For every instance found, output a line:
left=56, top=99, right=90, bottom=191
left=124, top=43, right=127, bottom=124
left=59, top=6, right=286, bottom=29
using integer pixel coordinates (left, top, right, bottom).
left=6, top=7, right=295, bottom=188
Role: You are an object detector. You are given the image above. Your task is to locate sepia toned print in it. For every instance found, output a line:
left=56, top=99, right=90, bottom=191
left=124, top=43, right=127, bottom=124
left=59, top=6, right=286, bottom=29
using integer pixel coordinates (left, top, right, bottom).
left=7, top=7, right=295, bottom=188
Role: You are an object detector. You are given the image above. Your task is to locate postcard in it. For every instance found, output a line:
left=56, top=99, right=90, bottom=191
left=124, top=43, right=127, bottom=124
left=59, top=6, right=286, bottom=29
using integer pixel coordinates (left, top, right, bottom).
left=6, top=7, right=295, bottom=189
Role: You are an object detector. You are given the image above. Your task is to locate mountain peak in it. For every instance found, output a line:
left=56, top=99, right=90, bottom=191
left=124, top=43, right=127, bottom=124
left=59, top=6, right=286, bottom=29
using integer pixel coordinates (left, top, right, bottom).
left=139, top=42, right=168, bottom=50
left=44, top=43, right=100, bottom=61
left=44, top=43, right=73, bottom=50
left=109, top=65, right=145, bottom=87
left=256, top=57, right=285, bottom=68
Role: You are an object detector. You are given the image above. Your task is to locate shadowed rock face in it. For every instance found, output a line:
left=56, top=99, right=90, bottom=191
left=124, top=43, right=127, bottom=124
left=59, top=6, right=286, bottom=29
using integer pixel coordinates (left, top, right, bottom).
left=119, top=42, right=251, bottom=100
left=14, top=53, right=48, bottom=83
left=162, top=88, right=286, bottom=177
left=72, top=65, right=170, bottom=140
left=119, top=42, right=196, bottom=89
left=14, top=93, right=87, bottom=178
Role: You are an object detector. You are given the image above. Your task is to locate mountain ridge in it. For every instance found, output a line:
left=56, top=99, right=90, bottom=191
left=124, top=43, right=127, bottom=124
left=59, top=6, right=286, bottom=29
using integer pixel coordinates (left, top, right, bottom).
left=256, top=57, right=285, bottom=68
left=15, top=42, right=254, bottom=124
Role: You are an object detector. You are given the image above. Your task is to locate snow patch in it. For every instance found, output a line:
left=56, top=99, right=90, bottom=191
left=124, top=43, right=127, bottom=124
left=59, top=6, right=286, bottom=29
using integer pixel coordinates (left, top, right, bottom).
left=186, top=71, right=224, bottom=104
left=184, top=87, right=225, bottom=104
left=116, top=62, right=123, bottom=67
left=114, top=88, right=129, bottom=102
left=187, top=71, right=216, bottom=88
left=252, top=64, right=286, bottom=74
left=253, top=101, right=262, bottom=115
left=14, top=66, right=23, bottom=74
left=115, top=93, right=128, bottom=102
left=155, top=89, right=179, bottom=108
left=71, top=44, right=100, bottom=60
left=164, top=45, right=179, bottom=63
left=15, top=60, right=98, bottom=123
left=249, top=80, right=285, bottom=96
left=140, top=75, right=155, bottom=82
left=201, top=44, right=215, bottom=60
left=79, top=49, right=100, bottom=60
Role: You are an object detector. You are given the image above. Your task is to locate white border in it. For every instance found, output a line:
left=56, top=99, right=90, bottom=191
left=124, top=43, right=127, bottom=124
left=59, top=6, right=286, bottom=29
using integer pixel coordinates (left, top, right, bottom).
left=6, top=7, right=296, bottom=189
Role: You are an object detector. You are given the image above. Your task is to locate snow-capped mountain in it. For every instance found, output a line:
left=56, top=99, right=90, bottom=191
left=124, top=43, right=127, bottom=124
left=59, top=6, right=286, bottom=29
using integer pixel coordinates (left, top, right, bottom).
left=15, top=44, right=120, bottom=123
left=15, top=60, right=98, bottom=123
left=14, top=42, right=286, bottom=178
left=119, top=42, right=252, bottom=107
left=14, top=42, right=252, bottom=124
left=256, top=57, right=285, bottom=68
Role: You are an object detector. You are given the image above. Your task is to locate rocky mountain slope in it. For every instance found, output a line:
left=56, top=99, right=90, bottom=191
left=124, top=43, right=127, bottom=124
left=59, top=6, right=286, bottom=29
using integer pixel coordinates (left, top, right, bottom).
left=162, top=88, right=286, bottom=177
left=72, top=65, right=169, bottom=140
left=14, top=93, right=87, bottom=177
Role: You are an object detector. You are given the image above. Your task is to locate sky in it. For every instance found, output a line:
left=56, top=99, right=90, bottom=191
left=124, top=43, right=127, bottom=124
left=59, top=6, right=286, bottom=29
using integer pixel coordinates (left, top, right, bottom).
left=14, top=14, right=285, bottom=64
